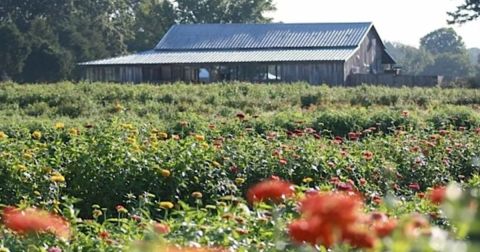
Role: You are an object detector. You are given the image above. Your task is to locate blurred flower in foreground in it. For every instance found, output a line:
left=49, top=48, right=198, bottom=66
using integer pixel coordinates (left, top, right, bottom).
left=247, top=178, right=294, bottom=204
left=2, top=207, right=70, bottom=239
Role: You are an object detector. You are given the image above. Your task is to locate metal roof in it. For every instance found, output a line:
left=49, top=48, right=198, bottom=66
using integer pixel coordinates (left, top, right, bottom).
left=155, top=22, right=373, bottom=50
left=79, top=48, right=356, bottom=65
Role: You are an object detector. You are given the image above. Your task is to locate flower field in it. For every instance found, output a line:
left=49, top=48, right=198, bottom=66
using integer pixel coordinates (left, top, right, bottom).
left=1, top=82, right=480, bottom=251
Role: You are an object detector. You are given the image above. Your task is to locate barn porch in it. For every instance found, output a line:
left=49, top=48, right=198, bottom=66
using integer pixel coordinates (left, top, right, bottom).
left=83, top=61, right=347, bottom=85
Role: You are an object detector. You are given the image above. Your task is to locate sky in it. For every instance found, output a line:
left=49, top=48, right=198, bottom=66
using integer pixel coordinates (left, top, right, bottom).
left=269, top=0, right=480, bottom=49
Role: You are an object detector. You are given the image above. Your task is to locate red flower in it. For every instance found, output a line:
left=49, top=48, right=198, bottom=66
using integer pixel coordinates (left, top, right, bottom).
left=336, top=182, right=354, bottom=192
left=401, top=110, right=409, bottom=117
left=299, top=192, right=363, bottom=228
left=235, top=112, right=245, bottom=120
left=153, top=222, right=170, bottom=234
left=279, top=159, right=288, bottom=165
left=99, top=231, right=109, bottom=239
left=2, top=207, right=70, bottom=238
left=288, top=217, right=334, bottom=247
left=359, top=178, right=367, bottom=186
left=342, top=226, right=377, bottom=249
left=439, top=130, right=449, bottom=136
left=367, top=212, right=398, bottom=238
left=115, top=205, right=127, bottom=213
left=428, top=186, right=447, bottom=204
left=362, top=151, right=374, bottom=161
left=408, top=183, right=421, bottom=191
left=348, top=132, right=360, bottom=141
left=247, top=179, right=294, bottom=204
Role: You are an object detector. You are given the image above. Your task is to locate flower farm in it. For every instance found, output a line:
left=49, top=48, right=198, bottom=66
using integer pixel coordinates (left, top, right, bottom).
left=1, top=82, right=480, bottom=251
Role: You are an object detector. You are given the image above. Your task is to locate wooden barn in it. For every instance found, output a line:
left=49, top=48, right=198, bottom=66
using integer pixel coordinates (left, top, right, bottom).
left=80, top=22, right=396, bottom=85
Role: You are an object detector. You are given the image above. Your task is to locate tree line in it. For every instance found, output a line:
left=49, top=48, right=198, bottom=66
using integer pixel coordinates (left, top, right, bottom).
left=0, top=0, right=275, bottom=82
left=0, top=0, right=478, bottom=83
left=385, top=28, right=479, bottom=79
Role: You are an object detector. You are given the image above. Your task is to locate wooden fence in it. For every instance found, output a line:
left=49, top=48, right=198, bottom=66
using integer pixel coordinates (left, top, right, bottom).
left=347, top=74, right=443, bottom=87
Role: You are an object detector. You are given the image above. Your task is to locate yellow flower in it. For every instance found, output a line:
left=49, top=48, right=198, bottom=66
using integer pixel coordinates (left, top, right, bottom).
left=54, top=122, right=65, bottom=130
left=16, top=165, right=27, bottom=172
left=50, top=172, right=65, bottom=183
left=195, top=134, right=205, bottom=141
left=92, top=209, right=103, bottom=218
left=0, top=131, right=8, bottom=140
left=235, top=178, right=245, bottom=185
left=159, top=201, right=174, bottom=209
left=23, top=152, right=33, bottom=160
left=114, top=102, right=123, bottom=112
left=31, top=131, right=42, bottom=140
left=201, top=143, right=209, bottom=149
left=121, top=123, right=135, bottom=130
left=158, top=132, right=168, bottom=140
left=69, top=128, right=79, bottom=136
left=302, top=177, right=314, bottom=183
left=212, top=161, right=221, bottom=168
left=191, top=192, right=203, bottom=199
left=160, top=169, right=171, bottom=177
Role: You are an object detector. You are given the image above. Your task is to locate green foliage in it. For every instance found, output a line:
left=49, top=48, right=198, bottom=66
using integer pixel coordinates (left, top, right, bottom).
left=448, top=0, right=480, bottom=24
left=420, top=28, right=466, bottom=55
left=0, top=0, right=276, bottom=82
left=1, top=83, right=480, bottom=251
left=0, top=23, right=30, bottom=80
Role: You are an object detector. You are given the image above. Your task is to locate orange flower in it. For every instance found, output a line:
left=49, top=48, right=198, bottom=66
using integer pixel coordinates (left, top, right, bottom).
left=404, top=214, right=431, bottom=238
left=247, top=179, right=294, bottom=204
left=288, top=217, right=334, bottom=247
left=367, top=212, right=397, bottom=238
left=2, top=207, right=70, bottom=238
left=153, top=222, right=170, bottom=234
left=362, top=151, right=374, bottom=161
left=341, top=226, right=377, bottom=249
left=299, top=192, right=363, bottom=228
left=99, top=230, right=109, bottom=239
left=428, top=186, right=446, bottom=205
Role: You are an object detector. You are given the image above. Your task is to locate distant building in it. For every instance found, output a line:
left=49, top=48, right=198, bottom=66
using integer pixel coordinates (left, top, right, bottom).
left=80, top=22, right=396, bottom=85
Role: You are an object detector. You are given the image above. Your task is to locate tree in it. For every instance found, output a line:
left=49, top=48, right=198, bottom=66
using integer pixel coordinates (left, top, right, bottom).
left=175, top=0, right=275, bottom=23
left=422, top=53, right=474, bottom=77
left=448, top=0, right=480, bottom=24
left=0, top=23, right=30, bottom=80
left=22, top=43, right=73, bottom=83
left=420, top=28, right=466, bottom=55
left=128, top=0, right=176, bottom=52
left=384, top=42, right=434, bottom=75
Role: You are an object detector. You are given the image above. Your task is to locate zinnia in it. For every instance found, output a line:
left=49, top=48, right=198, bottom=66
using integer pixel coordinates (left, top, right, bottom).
left=428, top=186, right=446, bottom=204
left=247, top=178, right=294, bottom=204
left=153, top=222, right=170, bottom=234
left=2, top=207, right=70, bottom=238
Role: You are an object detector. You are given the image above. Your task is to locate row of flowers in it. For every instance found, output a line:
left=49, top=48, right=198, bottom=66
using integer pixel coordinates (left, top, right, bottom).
left=3, top=175, right=472, bottom=251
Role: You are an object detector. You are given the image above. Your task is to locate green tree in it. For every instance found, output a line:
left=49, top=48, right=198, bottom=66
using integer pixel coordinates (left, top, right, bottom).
left=448, top=0, right=480, bottom=24
left=0, top=23, right=30, bottom=80
left=384, top=42, right=434, bottom=75
left=419, top=28, right=473, bottom=78
left=420, top=28, right=466, bottom=55
left=128, top=0, right=176, bottom=52
left=422, top=53, right=474, bottom=77
left=175, top=0, right=275, bottom=23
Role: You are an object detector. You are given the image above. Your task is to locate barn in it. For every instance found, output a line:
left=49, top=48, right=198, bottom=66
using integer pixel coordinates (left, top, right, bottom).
left=80, top=22, right=396, bottom=85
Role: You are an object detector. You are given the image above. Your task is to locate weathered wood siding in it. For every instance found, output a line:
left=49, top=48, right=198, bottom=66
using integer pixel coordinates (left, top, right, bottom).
left=344, top=27, right=384, bottom=83
left=280, top=62, right=344, bottom=85
left=85, top=66, right=143, bottom=83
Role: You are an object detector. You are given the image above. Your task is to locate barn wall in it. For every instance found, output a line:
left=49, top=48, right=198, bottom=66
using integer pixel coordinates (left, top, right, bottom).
left=280, top=62, right=344, bottom=85
left=344, top=28, right=384, bottom=82
left=85, top=66, right=143, bottom=83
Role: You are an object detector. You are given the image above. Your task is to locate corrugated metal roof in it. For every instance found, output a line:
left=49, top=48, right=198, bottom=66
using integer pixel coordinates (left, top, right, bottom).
left=79, top=48, right=356, bottom=65
left=155, top=22, right=372, bottom=50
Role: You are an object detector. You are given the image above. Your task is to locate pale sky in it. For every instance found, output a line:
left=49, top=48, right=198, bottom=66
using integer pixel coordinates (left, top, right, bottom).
left=269, top=0, right=480, bottom=48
